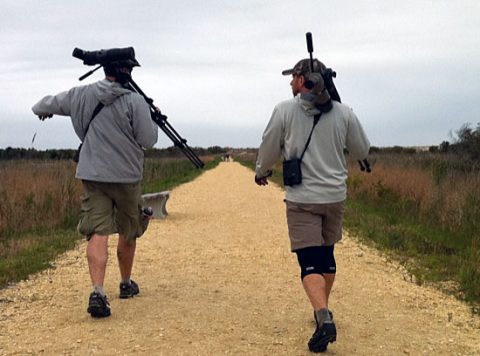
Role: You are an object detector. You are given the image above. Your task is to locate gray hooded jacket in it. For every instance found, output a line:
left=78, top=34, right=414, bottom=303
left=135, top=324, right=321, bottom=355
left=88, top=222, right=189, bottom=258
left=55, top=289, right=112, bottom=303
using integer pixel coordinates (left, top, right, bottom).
left=32, top=79, right=158, bottom=183
left=256, top=95, right=370, bottom=204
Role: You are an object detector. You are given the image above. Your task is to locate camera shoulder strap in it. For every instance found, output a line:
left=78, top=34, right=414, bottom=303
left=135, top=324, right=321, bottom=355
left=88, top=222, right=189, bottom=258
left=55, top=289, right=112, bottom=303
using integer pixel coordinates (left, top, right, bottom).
left=299, top=113, right=322, bottom=161
left=83, top=102, right=105, bottom=140
left=73, top=102, right=105, bottom=163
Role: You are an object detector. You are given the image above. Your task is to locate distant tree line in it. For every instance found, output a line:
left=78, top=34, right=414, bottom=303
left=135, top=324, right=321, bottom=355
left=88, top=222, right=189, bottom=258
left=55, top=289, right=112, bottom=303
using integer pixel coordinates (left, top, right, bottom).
left=368, top=122, right=480, bottom=161
left=2, top=122, right=478, bottom=161
left=369, top=146, right=417, bottom=155
left=447, top=122, right=480, bottom=160
left=0, top=146, right=228, bottom=161
left=0, top=147, right=76, bottom=160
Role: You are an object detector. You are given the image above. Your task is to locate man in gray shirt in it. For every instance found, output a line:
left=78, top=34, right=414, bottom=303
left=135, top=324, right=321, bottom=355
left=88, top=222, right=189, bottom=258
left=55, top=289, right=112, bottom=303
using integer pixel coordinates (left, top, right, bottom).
left=255, top=58, right=370, bottom=352
left=32, top=57, right=158, bottom=318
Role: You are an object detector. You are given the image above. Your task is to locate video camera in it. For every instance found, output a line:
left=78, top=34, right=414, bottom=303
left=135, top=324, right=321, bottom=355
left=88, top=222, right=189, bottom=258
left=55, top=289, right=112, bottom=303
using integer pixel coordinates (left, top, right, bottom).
left=72, top=46, right=204, bottom=169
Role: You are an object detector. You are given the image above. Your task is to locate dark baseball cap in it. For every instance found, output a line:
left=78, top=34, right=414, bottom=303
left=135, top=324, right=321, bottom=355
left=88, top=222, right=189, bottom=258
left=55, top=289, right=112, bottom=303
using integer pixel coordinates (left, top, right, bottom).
left=282, top=58, right=326, bottom=76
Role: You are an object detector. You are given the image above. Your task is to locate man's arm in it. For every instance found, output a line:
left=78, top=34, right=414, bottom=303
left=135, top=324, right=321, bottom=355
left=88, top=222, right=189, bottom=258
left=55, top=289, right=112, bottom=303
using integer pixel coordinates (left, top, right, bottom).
left=255, top=106, right=284, bottom=182
left=345, top=109, right=370, bottom=160
left=131, top=95, right=158, bottom=149
left=32, top=90, right=72, bottom=119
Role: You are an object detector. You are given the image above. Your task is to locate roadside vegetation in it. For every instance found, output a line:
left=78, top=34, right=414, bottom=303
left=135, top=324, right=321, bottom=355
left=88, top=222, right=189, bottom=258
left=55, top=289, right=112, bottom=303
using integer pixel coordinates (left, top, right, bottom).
left=345, top=152, right=480, bottom=306
left=235, top=123, right=480, bottom=308
left=0, top=154, right=222, bottom=289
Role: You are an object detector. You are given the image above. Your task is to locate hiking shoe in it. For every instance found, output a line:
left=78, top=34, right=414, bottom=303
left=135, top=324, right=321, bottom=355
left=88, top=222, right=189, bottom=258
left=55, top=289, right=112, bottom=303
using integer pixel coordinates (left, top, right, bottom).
left=87, top=292, right=111, bottom=318
left=119, top=280, right=140, bottom=299
left=308, top=321, right=337, bottom=353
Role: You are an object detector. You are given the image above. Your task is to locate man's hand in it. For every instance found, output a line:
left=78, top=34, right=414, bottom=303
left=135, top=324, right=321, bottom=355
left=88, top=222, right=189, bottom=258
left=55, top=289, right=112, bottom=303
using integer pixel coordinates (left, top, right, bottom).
left=255, top=175, right=269, bottom=186
left=255, top=170, right=272, bottom=186
left=38, top=114, right=53, bottom=121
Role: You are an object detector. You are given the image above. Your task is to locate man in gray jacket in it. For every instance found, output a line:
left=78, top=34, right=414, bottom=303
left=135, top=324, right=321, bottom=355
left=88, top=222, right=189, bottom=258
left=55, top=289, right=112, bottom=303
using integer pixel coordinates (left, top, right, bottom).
left=32, top=59, right=158, bottom=318
left=255, top=58, right=370, bottom=352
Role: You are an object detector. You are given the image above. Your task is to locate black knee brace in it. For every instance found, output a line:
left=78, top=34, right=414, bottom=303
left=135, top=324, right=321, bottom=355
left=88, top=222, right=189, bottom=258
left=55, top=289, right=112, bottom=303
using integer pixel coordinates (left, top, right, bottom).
left=295, top=245, right=336, bottom=280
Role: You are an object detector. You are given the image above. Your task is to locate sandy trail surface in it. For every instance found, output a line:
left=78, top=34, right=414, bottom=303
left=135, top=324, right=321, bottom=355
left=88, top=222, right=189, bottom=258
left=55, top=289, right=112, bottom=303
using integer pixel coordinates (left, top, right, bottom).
left=1, top=162, right=479, bottom=355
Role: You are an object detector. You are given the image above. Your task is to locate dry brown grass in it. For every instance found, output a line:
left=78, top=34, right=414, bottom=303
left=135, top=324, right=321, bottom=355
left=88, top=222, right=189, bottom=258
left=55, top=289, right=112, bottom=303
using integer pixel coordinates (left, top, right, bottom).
left=0, top=156, right=221, bottom=289
left=348, top=158, right=480, bottom=232
left=0, top=160, right=81, bottom=236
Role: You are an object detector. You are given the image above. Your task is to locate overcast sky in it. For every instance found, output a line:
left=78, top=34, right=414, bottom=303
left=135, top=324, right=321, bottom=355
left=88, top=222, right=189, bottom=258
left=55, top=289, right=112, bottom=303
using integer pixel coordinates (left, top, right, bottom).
left=1, top=0, right=479, bottom=149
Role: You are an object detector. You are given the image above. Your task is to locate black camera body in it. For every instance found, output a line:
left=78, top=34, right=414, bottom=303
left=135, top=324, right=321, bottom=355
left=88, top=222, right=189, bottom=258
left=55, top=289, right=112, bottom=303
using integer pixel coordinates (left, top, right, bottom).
left=72, top=47, right=140, bottom=83
left=72, top=47, right=139, bottom=67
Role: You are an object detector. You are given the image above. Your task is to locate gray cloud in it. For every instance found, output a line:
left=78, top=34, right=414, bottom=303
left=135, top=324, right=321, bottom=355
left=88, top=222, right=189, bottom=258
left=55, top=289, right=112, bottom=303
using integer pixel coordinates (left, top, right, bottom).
left=1, top=0, right=480, bottom=150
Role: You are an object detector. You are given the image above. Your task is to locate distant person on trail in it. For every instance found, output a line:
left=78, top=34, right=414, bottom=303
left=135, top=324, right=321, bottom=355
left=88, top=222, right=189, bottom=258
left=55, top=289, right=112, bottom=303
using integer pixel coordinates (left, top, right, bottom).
left=32, top=56, right=158, bottom=318
left=255, top=58, right=370, bottom=352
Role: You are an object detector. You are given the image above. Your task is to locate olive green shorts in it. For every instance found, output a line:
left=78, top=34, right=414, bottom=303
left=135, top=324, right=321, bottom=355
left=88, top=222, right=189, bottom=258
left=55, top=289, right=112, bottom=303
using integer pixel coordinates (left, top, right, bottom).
left=285, top=200, right=345, bottom=251
left=77, top=180, right=149, bottom=242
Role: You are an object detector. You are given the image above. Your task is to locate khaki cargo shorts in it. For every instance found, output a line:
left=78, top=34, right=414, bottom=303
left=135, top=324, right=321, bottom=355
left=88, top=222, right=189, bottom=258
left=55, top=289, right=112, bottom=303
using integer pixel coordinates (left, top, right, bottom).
left=77, top=180, right=149, bottom=242
left=285, top=200, right=345, bottom=251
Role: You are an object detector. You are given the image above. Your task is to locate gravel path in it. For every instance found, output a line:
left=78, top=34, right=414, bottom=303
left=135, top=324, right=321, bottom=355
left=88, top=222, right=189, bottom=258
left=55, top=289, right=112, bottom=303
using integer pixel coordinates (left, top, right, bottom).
left=0, top=162, right=479, bottom=355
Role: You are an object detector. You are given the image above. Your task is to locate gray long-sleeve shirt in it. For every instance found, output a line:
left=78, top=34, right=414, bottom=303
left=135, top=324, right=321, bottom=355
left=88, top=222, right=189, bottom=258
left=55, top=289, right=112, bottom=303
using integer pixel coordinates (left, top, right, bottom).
left=32, top=79, right=158, bottom=183
left=256, top=95, right=370, bottom=204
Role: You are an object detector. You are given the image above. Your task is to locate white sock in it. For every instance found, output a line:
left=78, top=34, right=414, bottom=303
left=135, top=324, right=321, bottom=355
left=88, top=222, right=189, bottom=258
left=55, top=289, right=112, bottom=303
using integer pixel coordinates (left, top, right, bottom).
left=93, top=285, right=105, bottom=296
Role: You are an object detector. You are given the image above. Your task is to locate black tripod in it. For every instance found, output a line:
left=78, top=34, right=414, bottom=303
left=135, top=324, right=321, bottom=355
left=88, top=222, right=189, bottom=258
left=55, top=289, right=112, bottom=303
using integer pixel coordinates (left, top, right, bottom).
left=126, top=78, right=204, bottom=168
left=306, top=32, right=371, bottom=174
left=78, top=66, right=204, bottom=168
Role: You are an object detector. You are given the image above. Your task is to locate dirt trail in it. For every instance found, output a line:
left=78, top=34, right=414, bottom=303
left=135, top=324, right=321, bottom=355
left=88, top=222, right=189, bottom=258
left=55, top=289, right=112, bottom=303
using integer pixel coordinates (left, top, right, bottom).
left=1, top=162, right=479, bottom=355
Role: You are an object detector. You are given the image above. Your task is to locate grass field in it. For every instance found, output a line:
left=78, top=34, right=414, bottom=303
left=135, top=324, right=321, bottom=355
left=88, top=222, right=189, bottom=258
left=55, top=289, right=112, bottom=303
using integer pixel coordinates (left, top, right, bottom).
left=0, top=156, right=220, bottom=288
left=235, top=151, right=480, bottom=307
